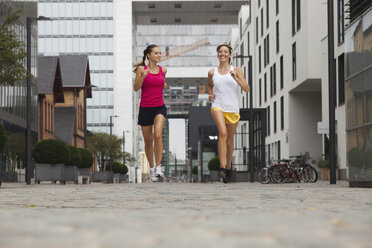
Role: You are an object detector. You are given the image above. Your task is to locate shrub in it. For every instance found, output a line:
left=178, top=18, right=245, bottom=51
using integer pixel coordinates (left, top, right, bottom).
left=77, top=148, right=93, bottom=168
left=348, top=147, right=363, bottom=168
left=32, top=139, right=70, bottom=164
left=317, top=157, right=330, bottom=169
left=0, top=123, right=6, bottom=152
left=208, top=156, right=220, bottom=171
left=192, top=166, right=198, bottom=175
left=106, top=162, right=128, bottom=174
left=365, top=151, right=372, bottom=169
left=65, top=145, right=81, bottom=166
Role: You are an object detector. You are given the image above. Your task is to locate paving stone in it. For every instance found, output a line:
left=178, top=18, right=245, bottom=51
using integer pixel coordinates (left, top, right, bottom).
left=0, top=181, right=371, bottom=248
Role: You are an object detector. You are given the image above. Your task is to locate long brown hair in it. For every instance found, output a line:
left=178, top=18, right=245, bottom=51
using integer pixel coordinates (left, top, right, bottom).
left=216, top=44, right=233, bottom=64
left=133, top=44, right=158, bottom=73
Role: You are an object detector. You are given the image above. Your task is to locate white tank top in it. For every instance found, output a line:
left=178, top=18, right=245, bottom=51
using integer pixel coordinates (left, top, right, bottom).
left=211, top=65, right=240, bottom=113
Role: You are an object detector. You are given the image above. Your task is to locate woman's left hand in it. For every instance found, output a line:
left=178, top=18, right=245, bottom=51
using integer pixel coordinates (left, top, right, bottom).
left=163, top=83, right=168, bottom=90
left=230, top=69, right=238, bottom=80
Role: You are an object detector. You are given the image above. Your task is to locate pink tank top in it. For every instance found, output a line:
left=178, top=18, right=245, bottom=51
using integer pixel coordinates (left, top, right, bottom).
left=140, top=65, right=165, bottom=107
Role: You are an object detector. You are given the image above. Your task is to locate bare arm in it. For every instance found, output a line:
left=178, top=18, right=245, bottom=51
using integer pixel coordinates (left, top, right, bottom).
left=207, top=69, right=214, bottom=101
left=162, top=67, right=167, bottom=90
left=230, top=67, right=250, bottom=93
left=133, top=66, right=148, bottom=92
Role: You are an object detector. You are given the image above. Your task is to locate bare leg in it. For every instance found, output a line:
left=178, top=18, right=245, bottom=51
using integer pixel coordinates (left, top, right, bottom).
left=141, top=125, right=154, bottom=168
left=153, top=114, right=166, bottom=166
left=226, top=122, right=238, bottom=169
left=211, top=110, right=227, bottom=168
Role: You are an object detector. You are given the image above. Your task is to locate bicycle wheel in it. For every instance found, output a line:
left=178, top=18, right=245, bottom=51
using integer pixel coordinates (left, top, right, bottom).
left=303, top=165, right=318, bottom=183
left=258, top=168, right=270, bottom=184
left=271, top=164, right=289, bottom=183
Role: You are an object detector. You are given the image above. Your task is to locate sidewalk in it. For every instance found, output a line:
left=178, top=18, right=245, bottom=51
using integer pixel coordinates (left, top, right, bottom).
left=0, top=181, right=371, bottom=248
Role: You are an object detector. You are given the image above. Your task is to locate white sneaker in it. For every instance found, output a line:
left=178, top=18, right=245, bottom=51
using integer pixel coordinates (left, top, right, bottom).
left=149, top=167, right=158, bottom=182
left=155, top=165, right=164, bottom=178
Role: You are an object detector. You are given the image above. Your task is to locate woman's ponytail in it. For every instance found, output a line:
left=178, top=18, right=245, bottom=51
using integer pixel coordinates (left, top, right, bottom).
left=133, top=44, right=158, bottom=73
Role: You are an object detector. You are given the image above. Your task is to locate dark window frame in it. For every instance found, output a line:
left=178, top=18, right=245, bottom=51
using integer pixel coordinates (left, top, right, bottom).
left=292, top=42, right=296, bottom=81
left=276, top=20, right=279, bottom=53
left=280, top=96, right=284, bottom=130
left=338, top=53, right=345, bottom=105
left=266, top=0, right=269, bottom=28
left=264, top=73, right=267, bottom=102
left=274, top=101, right=277, bottom=133
left=337, top=0, right=345, bottom=44
left=296, top=0, right=301, bottom=31
left=259, top=78, right=262, bottom=106
left=280, top=55, right=284, bottom=89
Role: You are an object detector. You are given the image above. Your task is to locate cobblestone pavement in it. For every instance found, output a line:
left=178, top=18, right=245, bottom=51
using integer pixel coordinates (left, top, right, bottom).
left=0, top=181, right=371, bottom=248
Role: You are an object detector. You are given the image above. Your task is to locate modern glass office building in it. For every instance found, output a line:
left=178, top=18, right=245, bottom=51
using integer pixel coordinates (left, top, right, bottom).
left=345, top=5, right=372, bottom=187
left=38, top=0, right=114, bottom=134
left=0, top=0, right=38, bottom=181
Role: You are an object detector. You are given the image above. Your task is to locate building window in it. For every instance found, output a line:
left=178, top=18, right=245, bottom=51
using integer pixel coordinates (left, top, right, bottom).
left=247, top=32, right=250, bottom=55
left=239, top=17, right=242, bottom=38
left=259, top=0, right=261, bottom=7
left=276, top=20, right=279, bottom=53
left=263, top=37, right=267, bottom=66
left=256, top=17, right=258, bottom=43
left=261, top=8, right=264, bottom=37
left=276, top=0, right=279, bottom=15
left=266, top=0, right=269, bottom=28
left=280, top=55, right=284, bottom=89
left=278, top=141, right=281, bottom=160
left=267, top=106, right=271, bottom=135
left=240, top=42, right=244, bottom=65
left=259, top=45, right=262, bottom=73
left=259, top=78, right=262, bottom=106
left=273, top=63, right=277, bottom=95
left=292, top=0, right=296, bottom=35
left=264, top=73, right=267, bottom=102
left=274, top=101, right=277, bottom=133
left=281, top=96, right=284, bottom=130
left=292, top=0, right=301, bottom=35
left=266, top=34, right=270, bottom=66
left=292, top=42, right=296, bottom=81
left=338, top=0, right=344, bottom=44
left=338, top=53, right=345, bottom=105
left=297, top=0, right=301, bottom=31
left=270, top=66, right=273, bottom=97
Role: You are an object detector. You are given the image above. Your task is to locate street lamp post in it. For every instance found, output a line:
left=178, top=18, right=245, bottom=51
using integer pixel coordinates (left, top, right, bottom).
left=327, top=0, right=337, bottom=184
left=108, top=115, right=118, bottom=182
left=233, top=55, right=254, bottom=182
left=109, top=115, right=119, bottom=136
left=26, top=16, right=52, bottom=185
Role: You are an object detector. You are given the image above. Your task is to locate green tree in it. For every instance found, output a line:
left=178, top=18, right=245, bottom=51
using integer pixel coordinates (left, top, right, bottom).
left=0, top=9, right=27, bottom=86
left=87, top=132, right=122, bottom=171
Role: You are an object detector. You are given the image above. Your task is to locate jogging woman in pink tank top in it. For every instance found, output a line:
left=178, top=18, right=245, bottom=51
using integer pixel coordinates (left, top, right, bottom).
left=207, top=44, right=250, bottom=183
left=133, top=45, right=167, bottom=182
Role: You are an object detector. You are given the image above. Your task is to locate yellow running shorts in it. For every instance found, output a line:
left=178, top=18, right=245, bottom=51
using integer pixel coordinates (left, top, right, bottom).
left=211, top=107, right=240, bottom=124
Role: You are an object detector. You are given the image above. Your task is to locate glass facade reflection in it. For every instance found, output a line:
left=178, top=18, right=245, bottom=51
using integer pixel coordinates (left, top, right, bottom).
left=38, top=0, right=114, bottom=133
left=345, top=8, right=372, bottom=186
left=0, top=0, right=38, bottom=181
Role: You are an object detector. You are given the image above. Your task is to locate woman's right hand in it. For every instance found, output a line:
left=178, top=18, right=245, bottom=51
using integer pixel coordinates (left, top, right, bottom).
left=141, top=68, right=148, bottom=79
left=209, top=94, right=215, bottom=102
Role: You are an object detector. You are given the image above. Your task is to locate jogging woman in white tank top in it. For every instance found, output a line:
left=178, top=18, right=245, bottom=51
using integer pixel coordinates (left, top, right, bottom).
left=207, top=44, right=250, bottom=183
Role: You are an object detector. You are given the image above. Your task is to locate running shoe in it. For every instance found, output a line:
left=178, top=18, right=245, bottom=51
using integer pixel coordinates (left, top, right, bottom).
left=149, top=166, right=158, bottom=182
left=155, top=165, right=164, bottom=178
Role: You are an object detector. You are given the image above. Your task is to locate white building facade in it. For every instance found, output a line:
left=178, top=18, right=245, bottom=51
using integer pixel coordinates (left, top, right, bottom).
left=232, top=0, right=329, bottom=171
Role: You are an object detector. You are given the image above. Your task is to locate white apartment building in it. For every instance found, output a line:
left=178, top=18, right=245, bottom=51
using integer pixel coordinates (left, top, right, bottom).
left=232, top=0, right=329, bottom=171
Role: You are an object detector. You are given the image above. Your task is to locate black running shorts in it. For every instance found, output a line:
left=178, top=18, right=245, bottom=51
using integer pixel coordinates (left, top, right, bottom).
left=138, top=105, right=167, bottom=126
